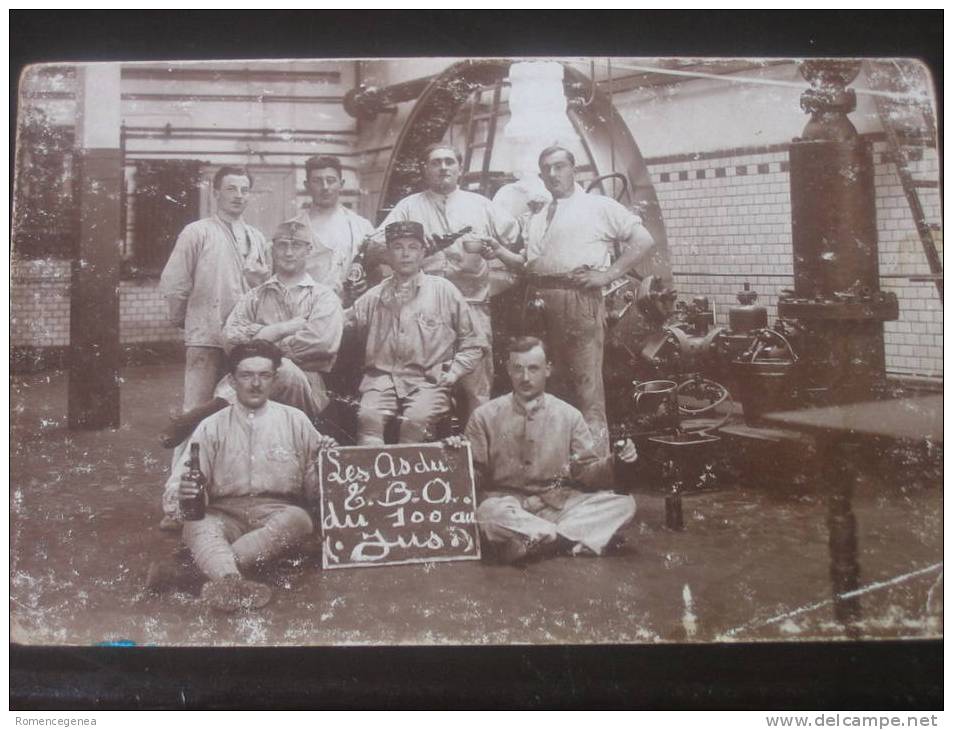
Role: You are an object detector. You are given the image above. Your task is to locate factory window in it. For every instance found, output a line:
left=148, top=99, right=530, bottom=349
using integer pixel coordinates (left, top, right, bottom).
left=12, top=111, right=77, bottom=260
left=125, top=159, right=203, bottom=278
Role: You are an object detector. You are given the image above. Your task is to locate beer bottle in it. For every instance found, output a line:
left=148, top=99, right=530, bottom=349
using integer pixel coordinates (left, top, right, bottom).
left=428, top=226, right=474, bottom=255
left=180, top=442, right=207, bottom=521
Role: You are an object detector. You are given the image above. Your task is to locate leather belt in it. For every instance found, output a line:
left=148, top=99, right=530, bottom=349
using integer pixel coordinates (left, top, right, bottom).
left=524, top=272, right=583, bottom=290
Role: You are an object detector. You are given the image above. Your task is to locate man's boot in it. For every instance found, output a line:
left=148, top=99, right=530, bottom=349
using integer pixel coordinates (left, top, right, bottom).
left=160, top=397, right=229, bottom=449
left=200, top=574, right=272, bottom=612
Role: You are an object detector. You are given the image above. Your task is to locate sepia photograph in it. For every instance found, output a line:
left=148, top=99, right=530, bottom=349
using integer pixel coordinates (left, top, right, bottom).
left=10, top=47, right=942, bottom=658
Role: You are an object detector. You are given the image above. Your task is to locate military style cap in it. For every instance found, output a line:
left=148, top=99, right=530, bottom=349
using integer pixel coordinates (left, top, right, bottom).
left=273, top=220, right=311, bottom=245
left=385, top=220, right=425, bottom=244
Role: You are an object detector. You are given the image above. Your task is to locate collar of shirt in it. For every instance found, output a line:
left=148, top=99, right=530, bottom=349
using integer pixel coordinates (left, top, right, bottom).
left=233, top=400, right=271, bottom=420
left=261, top=273, right=317, bottom=293
left=558, top=184, right=585, bottom=203
left=382, top=271, right=425, bottom=305
left=424, top=187, right=460, bottom=206
left=216, top=214, right=246, bottom=232
left=511, top=392, right=547, bottom=418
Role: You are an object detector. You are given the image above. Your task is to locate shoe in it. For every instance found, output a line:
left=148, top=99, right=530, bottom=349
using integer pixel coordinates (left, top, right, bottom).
left=146, top=559, right=199, bottom=594
left=494, top=538, right=530, bottom=565
left=570, top=542, right=599, bottom=557
left=492, top=536, right=556, bottom=565
left=201, top=575, right=272, bottom=612
left=159, top=516, right=182, bottom=532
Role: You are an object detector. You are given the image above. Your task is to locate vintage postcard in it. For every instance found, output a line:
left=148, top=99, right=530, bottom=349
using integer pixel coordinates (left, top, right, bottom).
left=10, top=56, right=941, bottom=648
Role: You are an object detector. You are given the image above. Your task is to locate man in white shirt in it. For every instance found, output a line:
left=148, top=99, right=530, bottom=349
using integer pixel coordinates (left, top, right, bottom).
left=160, top=166, right=272, bottom=416
left=520, top=145, right=655, bottom=457
left=282, top=155, right=376, bottom=301
left=154, top=339, right=337, bottom=612
left=463, top=336, right=638, bottom=564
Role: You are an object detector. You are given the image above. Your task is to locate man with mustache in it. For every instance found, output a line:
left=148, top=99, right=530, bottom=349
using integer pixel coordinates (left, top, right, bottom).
left=522, top=145, right=656, bottom=457
left=152, top=339, right=337, bottom=612
left=462, top=336, right=638, bottom=564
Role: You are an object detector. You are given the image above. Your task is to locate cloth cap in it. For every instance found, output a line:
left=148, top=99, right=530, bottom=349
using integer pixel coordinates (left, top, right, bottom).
left=385, top=220, right=425, bottom=244
left=273, top=220, right=311, bottom=245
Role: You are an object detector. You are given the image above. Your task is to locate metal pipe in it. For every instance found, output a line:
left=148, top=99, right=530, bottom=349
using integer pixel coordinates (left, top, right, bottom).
left=122, top=126, right=358, bottom=136
left=581, top=60, right=931, bottom=103
left=343, top=75, right=435, bottom=121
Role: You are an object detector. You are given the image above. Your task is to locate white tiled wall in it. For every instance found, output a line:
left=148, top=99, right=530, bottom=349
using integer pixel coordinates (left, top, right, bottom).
left=648, top=141, right=942, bottom=378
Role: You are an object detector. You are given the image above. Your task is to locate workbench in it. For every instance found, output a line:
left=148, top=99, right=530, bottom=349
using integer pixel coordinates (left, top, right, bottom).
left=761, top=395, right=942, bottom=634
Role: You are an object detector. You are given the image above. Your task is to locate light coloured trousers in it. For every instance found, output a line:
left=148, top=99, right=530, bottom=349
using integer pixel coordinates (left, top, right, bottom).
left=182, top=496, right=313, bottom=580
left=456, top=303, right=492, bottom=425
left=356, top=384, right=451, bottom=445
left=477, top=490, right=635, bottom=556
left=184, top=346, right=226, bottom=411
left=537, top=288, right=610, bottom=457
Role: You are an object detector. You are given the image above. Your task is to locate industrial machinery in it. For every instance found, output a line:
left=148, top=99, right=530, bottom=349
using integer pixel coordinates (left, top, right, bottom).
left=339, top=59, right=926, bottom=528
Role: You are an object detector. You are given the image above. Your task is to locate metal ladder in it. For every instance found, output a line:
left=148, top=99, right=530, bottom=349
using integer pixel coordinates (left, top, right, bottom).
left=461, top=83, right=504, bottom=197
left=865, top=60, right=942, bottom=301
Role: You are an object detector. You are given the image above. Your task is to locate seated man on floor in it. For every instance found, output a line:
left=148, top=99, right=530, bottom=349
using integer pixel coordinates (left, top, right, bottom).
left=347, top=220, right=487, bottom=445
left=463, top=336, right=639, bottom=564
left=152, top=340, right=337, bottom=612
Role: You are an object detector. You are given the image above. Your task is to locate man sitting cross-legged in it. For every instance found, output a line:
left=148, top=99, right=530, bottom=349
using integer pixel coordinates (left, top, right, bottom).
left=461, top=336, right=639, bottom=564
left=150, top=340, right=337, bottom=612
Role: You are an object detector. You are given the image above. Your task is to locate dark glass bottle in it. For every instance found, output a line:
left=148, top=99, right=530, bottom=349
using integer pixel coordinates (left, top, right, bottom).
left=429, top=225, right=474, bottom=254
left=180, top=442, right=207, bottom=521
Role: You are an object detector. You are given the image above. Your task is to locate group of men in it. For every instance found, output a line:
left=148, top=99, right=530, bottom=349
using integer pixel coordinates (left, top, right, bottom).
left=152, top=143, right=655, bottom=611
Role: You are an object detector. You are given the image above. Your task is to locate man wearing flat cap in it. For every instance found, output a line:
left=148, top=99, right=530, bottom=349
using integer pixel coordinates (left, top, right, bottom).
left=347, top=220, right=487, bottom=445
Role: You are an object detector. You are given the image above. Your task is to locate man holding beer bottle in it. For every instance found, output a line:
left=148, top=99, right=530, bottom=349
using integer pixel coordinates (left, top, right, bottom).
left=460, top=336, right=639, bottom=565
left=150, top=340, right=337, bottom=612
left=281, top=155, right=376, bottom=301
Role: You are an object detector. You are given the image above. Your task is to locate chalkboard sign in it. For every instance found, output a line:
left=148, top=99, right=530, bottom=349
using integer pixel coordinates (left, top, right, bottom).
left=318, top=443, right=481, bottom=569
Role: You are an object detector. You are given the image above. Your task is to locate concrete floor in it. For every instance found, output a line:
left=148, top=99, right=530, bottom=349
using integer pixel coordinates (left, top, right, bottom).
left=10, top=364, right=943, bottom=646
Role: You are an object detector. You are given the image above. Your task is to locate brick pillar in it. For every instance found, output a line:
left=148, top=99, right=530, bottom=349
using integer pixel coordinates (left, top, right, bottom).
left=68, top=65, right=122, bottom=430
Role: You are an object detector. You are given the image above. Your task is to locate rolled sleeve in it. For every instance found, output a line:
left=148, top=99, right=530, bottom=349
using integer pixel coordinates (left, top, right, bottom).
left=487, top=204, right=521, bottom=249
